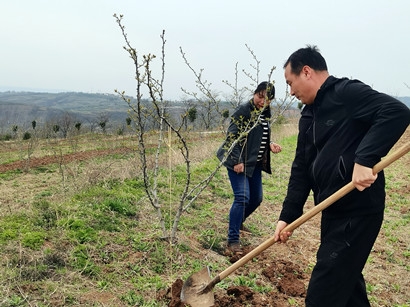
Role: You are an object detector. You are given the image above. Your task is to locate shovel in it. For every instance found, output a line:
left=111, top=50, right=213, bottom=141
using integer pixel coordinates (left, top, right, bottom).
left=181, top=142, right=410, bottom=307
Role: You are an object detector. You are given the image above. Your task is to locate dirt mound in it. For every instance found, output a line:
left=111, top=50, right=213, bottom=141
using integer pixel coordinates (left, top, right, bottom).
left=262, top=259, right=307, bottom=297
left=159, top=247, right=307, bottom=307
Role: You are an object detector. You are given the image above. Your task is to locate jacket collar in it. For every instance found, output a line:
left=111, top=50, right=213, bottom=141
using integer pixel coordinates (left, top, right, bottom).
left=314, top=75, right=342, bottom=106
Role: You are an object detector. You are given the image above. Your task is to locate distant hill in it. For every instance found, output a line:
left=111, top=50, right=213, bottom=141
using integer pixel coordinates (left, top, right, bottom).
left=0, top=91, right=133, bottom=131
left=0, top=91, right=408, bottom=133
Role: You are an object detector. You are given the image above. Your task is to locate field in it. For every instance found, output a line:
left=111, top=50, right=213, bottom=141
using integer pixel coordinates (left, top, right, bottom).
left=0, top=124, right=409, bottom=307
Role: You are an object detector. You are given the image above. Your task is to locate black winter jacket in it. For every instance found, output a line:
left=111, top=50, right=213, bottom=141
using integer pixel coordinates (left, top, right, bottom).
left=279, top=76, right=410, bottom=223
left=216, top=100, right=272, bottom=177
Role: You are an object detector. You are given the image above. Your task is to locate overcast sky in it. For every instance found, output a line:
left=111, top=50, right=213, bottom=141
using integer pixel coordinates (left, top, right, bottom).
left=1, top=0, right=410, bottom=101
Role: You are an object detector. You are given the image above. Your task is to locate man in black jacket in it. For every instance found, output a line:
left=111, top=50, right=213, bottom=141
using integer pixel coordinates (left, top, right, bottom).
left=273, top=45, right=410, bottom=307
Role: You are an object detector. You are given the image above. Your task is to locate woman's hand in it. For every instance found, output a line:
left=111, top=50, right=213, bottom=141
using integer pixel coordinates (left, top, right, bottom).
left=234, top=163, right=244, bottom=174
left=270, top=142, right=282, bottom=153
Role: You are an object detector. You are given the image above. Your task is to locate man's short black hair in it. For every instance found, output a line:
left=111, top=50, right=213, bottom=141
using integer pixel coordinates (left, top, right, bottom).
left=284, top=45, right=328, bottom=75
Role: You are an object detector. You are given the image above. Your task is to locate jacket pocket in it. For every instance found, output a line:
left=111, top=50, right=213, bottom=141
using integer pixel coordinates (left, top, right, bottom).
left=338, top=156, right=346, bottom=181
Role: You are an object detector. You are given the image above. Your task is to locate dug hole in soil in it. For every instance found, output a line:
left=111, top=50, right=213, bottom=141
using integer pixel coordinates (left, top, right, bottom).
left=158, top=246, right=307, bottom=307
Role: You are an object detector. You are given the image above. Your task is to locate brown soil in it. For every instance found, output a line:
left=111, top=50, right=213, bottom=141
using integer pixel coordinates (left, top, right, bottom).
left=0, top=147, right=133, bottom=173
left=162, top=249, right=308, bottom=307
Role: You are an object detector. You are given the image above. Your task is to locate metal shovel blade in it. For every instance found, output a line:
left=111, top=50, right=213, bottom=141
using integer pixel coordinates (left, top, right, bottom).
left=180, top=266, right=214, bottom=307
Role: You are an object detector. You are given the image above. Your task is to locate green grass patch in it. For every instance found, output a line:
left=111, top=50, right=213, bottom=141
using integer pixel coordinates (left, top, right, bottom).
left=70, top=244, right=100, bottom=277
left=0, top=168, right=23, bottom=180
left=0, top=213, right=36, bottom=245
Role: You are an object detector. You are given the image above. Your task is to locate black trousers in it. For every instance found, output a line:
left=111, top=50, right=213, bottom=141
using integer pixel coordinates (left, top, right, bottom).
left=305, top=212, right=384, bottom=307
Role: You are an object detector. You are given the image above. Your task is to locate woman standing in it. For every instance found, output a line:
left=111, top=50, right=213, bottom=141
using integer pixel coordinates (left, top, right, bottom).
left=217, top=81, right=282, bottom=254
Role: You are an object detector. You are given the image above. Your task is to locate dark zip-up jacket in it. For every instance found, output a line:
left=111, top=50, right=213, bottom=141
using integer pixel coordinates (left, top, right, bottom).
left=279, top=76, right=410, bottom=222
left=216, top=100, right=272, bottom=177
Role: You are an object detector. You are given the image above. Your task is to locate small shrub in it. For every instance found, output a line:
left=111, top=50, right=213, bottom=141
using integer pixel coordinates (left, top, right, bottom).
left=22, top=131, right=31, bottom=140
left=3, top=133, right=12, bottom=141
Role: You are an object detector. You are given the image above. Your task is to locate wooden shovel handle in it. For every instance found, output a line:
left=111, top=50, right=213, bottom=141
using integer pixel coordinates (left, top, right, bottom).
left=215, top=142, right=409, bottom=282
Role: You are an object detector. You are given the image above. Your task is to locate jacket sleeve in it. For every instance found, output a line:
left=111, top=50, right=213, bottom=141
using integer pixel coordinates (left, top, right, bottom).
left=339, top=80, right=410, bottom=167
left=279, top=106, right=314, bottom=223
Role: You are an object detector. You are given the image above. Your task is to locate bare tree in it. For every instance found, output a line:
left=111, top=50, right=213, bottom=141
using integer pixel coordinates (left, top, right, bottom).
left=59, top=111, right=74, bottom=138
left=222, top=62, right=249, bottom=108
left=20, top=119, right=40, bottom=171
left=180, top=48, right=223, bottom=130
left=84, top=117, right=99, bottom=133
left=12, top=125, right=18, bottom=139
left=113, top=14, right=294, bottom=242
left=114, top=14, right=229, bottom=241
left=98, top=112, right=110, bottom=134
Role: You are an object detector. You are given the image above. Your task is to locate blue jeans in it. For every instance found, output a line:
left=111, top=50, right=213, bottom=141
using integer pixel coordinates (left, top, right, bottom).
left=227, top=166, right=263, bottom=244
